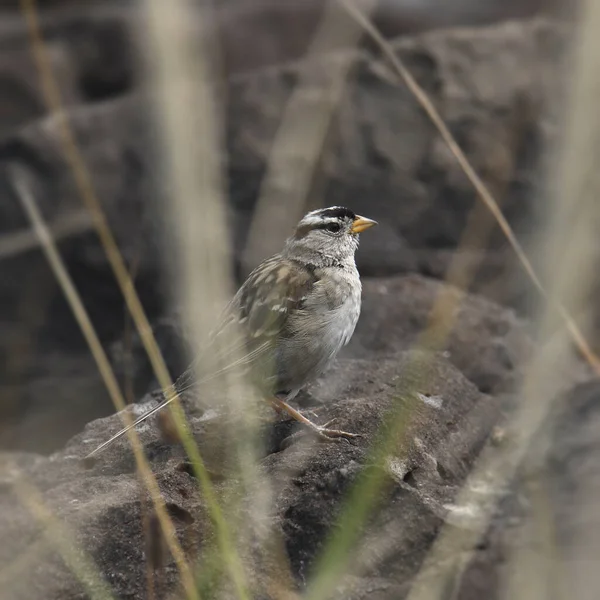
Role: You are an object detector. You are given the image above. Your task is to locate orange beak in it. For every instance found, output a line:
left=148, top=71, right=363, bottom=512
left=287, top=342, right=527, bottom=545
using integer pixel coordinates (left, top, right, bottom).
left=351, top=215, right=378, bottom=234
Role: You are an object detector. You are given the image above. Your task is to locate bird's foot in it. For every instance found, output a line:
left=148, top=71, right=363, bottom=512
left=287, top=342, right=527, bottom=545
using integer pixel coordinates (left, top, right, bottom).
left=269, top=397, right=360, bottom=442
left=308, top=417, right=360, bottom=440
left=314, top=425, right=361, bottom=441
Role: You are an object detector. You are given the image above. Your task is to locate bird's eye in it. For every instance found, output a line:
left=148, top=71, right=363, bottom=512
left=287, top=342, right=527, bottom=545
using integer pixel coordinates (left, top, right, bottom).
left=324, top=222, right=341, bottom=233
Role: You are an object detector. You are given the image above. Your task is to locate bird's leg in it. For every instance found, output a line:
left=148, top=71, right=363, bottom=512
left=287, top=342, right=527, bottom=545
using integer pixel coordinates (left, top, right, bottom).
left=268, top=395, right=360, bottom=441
left=270, top=398, right=286, bottom=416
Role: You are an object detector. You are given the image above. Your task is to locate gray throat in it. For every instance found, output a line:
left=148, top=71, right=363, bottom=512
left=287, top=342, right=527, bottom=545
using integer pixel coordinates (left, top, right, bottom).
left=282, top=238, right=358, bottom=270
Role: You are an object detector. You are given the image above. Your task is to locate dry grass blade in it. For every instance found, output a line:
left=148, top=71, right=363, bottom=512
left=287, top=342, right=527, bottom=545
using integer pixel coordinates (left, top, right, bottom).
left=8, top=166, right=199, bottom=600
left=19, top=0, right=244, bottom=595
left=243, top=0, right=375, bottom=272
left=140, top=0, right=250, bottom=597
left=405, top=0, right=600, bottom=595
left=305, top=373, right=426, bottom=600
left=0, top=209, right=93, bottom=260
left=303, top=141, right=519, bottom=600
left=8, top=468, right=115, bottom=600
left=18, top=0, right=186, bottom=458
left=337, top=0, right=600, bottom=375
left=500, top=477, right=563, bottom=600
left=305, top=3, right=599, bottom=597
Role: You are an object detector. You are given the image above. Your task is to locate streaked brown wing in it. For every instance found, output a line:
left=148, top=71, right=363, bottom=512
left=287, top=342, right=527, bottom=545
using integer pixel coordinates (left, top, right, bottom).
left=235, top=256, right=316, bottom=342
left=173, top=256, right=317, bottom=393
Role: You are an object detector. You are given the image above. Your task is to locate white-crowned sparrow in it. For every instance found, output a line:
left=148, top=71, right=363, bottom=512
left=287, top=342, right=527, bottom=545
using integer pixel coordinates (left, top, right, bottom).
left=87, top=206, right=377, bottom=457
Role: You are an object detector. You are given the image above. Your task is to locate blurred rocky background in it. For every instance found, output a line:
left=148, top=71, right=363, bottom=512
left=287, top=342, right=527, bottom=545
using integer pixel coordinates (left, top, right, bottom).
left=4, top=1, right=600, bottom=599
left=0, top=0, right=569, bottom=452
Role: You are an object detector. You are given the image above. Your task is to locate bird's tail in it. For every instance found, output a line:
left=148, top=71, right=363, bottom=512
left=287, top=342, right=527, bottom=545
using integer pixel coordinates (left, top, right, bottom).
left=83, top=391, right=179, bottom=460
left=83, top=360, right=201, bottom=460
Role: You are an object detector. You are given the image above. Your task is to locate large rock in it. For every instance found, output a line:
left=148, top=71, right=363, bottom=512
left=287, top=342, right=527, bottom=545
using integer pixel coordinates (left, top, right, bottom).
left=0, top=0, right=559, bottom=132
left=226, top=18, right=565, bottom=268
left=447, top=378, right=600, bottom=600
left=0, top=349, right=503, bottom=599
left=345, top=275, right=533, bottom=394
left=3, top=338, right=594, bottom=599
left=1, top=286, right=596, bottom=599
left=0, top=98, right=162, bottom=451
left=0, top=18, right=567, bottom=272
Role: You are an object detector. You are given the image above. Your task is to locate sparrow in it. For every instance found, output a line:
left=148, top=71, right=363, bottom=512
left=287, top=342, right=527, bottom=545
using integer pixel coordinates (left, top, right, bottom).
left=86, top=206, right=377, bottom=458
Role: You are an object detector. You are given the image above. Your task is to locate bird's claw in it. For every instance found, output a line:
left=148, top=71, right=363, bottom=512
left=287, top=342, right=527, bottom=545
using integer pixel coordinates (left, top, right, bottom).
left=281, top=421, right=361, bottom=449
left=270, top=397, right=361, bottom=443
left=313, top=423, right=362, bottom=441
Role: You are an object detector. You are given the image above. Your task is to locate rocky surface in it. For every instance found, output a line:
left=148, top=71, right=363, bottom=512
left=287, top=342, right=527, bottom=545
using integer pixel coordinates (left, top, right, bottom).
left=0, top=0, right=561, bottom=138
left=345, top=275, right=535, bottom=395
left=1, top=6, right=599, bottom=600
left=453, top=379, right=600, bottom=600
left=0, top=273, right=594, bottom=598
left=0, top=341, right=502, bottom=599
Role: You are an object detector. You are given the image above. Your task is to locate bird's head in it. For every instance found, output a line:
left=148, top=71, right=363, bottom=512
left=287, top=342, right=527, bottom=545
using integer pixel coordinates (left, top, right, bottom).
left=284, top=206, right=377, bottom=265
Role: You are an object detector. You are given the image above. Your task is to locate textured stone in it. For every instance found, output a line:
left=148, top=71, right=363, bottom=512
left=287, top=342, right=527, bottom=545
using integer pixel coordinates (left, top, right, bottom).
left=0, top=350, right=501, bottom=599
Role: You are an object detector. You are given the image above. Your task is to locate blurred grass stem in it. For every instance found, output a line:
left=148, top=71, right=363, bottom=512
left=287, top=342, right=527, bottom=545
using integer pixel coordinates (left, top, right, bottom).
left=8, top=164, right=199, bottom=600
left=406, top=0, right=600, bottom=595
left=140, top=0, right=252, bottom=597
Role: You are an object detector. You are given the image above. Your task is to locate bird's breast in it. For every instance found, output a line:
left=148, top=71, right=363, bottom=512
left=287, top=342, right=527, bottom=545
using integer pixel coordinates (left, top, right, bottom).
left=298, top=268, right=361, bottom=349
left=272, top=266, right=362, bottom=392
